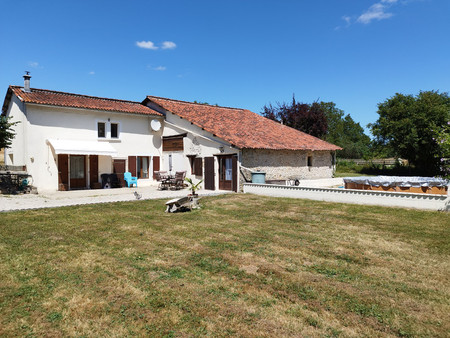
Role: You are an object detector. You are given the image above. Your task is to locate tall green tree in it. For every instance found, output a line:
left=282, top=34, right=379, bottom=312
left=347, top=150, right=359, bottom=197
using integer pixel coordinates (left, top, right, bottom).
left=0, top=116, right=18, bottom=149
left=369, top=91, right=450, bottom=176
left=319, top=102, right=371, bottom=159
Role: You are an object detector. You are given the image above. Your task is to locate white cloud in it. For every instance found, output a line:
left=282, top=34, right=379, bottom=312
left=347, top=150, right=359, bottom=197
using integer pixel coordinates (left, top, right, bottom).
left=89, top=71, right=95, bottom=75
left=147, top=65, right=167, bottom=71
left=161, top=41, right=176, bottom=50
left=28, top=61, right=39, bottom=68
left=357, top=2, right=395, bottom=24
left=342, top=16, right=351, bottom=25
left=136, top=41, right=159, bottom=50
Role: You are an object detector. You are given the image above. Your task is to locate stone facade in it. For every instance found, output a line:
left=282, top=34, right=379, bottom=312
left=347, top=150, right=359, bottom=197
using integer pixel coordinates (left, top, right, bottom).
left=241, top=149, right=334, bottom=185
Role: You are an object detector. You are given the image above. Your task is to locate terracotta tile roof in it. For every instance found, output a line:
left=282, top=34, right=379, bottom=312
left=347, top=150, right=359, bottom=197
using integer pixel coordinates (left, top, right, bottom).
left=6, top=86, right=161, bottom=116
left=145, top=96, right=342, bottom=151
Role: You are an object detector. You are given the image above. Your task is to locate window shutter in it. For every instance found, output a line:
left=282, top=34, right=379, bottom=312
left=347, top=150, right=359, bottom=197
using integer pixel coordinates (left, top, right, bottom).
left=194, top=157, right=203, bottom=176
left=128, top=156, right=137, bottom=176
left=58, top=154, right=69, bottom=188
left=163, top=137, right=184, bottom=151
left=153, top=156, right=160, bottom=179
left=232, top=155, right=238, bottom=192
left=204, top=157, right=215, bottom=190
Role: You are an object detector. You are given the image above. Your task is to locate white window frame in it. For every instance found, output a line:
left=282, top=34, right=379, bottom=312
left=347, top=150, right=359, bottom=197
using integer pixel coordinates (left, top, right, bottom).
left=110, top=121, right=121, bottom=139
left=96, top=120, right=121, bottom=140
left=97, top=120, right=107, bottom=139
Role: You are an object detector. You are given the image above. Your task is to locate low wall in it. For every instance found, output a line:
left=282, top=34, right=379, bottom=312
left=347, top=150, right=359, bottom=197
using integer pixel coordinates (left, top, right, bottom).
left=243, top=183, right=449, bottom=211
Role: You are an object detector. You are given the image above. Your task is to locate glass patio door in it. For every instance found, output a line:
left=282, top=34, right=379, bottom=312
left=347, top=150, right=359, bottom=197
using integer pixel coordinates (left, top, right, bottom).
left=70, top=155, right=86, bottom=189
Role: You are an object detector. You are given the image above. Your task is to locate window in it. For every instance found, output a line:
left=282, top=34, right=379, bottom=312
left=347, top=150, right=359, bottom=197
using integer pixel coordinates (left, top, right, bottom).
left=98, top=122, right=106, bottom=138
left=137, top=156, right=150, bottom=179
left=163, top=134, right=186, bottom=151
left=111, top=123, right=119, bottom=138
left=97, top=121, right=120, bottom=139
left=307, top=155, right=313, bottom=167
left=188, top=156, right=203, bottom=176
left=219, top=157, right=233, bottom=181
left=70, top=155, right=85, bottom=179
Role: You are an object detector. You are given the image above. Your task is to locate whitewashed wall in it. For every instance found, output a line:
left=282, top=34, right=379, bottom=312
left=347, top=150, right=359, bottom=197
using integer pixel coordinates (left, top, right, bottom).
left=5, top=97, right=163, bottom=191
left=148, top=104, right=240, bottom=190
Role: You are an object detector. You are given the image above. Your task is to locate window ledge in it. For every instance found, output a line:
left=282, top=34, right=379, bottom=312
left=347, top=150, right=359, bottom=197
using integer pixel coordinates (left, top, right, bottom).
left=98, top=138, right=122, bottom=143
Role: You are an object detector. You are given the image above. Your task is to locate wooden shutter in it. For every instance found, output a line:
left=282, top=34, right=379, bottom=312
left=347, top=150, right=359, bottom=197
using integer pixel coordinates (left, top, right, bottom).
left=113, top=159, right=126, bottom=187
left=58, top=154, right=69, bottom=190
left=194, top=157, right=203, bottom=176
left=163, top=136, right=184, bottom=151
left=89, top=155, right=99, bottom=186
left=128, top=156, right=137, bottom=176
left=204, top=157, right=215, bottom=190
left=232, top=155, right=238, bottom=192
left=153, top=156, right=160, bottom=179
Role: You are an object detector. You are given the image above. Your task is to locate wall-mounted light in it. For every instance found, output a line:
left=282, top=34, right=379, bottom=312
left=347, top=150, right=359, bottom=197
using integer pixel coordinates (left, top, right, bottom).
left=219, top=146, right=224, bottom=153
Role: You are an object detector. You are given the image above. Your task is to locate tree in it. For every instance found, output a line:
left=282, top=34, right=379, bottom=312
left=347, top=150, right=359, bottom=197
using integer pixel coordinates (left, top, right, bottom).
left=0, top=116, right=19, bottom=149
left=434, top=121, right=450, bottom=177
left=369, top=91, right=450, bottom=176
left=261, top=96, right=328, bottom=138
left=318, top=102, right=371, bottom=159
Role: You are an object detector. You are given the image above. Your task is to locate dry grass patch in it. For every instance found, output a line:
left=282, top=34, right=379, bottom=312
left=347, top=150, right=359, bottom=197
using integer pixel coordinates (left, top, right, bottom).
left=0, top=194, right=449, bottom=336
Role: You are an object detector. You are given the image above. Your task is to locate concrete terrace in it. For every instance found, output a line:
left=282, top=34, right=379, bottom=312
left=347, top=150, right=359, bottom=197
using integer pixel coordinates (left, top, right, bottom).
left=0, top=186, right=230, bottom=212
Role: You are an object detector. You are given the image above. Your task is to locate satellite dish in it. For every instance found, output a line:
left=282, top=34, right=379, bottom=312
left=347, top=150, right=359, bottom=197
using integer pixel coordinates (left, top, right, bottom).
left=150, top=119, right=161, bottom=132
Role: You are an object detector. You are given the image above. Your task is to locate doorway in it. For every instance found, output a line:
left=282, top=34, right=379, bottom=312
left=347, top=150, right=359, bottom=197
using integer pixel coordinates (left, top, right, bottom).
left=70, top=155, right=86, bottom=189
left=218, top=155, right=238, bottom=191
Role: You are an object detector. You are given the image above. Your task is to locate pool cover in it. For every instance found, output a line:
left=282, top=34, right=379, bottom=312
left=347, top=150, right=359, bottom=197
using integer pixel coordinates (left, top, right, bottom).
left=343, top=176, right=449, bottom=188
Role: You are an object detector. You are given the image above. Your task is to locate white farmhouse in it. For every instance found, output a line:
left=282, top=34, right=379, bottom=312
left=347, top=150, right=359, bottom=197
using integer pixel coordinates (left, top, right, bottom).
left=2, top=75, right=341, bottom=192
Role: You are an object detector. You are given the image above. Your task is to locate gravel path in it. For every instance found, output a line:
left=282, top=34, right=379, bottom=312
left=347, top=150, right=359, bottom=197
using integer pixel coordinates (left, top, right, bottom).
left=0, top=186, right=229, bottom=212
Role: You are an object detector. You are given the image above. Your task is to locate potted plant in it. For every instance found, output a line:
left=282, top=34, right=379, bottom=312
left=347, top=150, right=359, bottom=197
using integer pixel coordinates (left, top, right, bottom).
left=185, top=177, right=203, bottom=197
left=185, top=177, right=203, bottom=208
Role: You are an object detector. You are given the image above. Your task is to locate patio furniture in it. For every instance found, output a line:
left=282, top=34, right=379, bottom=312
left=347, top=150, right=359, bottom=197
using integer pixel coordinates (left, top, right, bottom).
left=124, top=172, right=138, bottom=188
left=154, top=171, right=170, bottom=190
left=168, top=171, right=186, bottom=190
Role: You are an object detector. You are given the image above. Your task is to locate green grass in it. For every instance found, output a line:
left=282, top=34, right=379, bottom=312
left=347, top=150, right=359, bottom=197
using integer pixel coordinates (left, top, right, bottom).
left=0, top=194, right=449, bottom=336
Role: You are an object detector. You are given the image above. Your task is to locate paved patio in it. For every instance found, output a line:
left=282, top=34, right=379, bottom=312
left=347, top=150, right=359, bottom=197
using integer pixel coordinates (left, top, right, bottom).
left=0, top=185, right=230, bottom=212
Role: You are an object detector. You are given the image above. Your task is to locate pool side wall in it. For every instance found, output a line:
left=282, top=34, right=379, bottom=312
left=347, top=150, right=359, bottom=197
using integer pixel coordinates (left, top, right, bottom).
left=243, top=183, right=450, bottom=211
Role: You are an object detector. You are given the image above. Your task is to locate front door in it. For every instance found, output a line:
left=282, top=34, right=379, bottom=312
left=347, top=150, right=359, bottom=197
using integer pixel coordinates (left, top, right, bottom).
left=70, top=155, right=86, bottom=189
left=219, top=156, right=233, bottom=190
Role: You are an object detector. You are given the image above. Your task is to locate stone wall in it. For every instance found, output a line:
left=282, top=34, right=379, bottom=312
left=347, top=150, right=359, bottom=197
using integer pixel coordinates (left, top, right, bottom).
left=241, top=149, right=334, bottom=184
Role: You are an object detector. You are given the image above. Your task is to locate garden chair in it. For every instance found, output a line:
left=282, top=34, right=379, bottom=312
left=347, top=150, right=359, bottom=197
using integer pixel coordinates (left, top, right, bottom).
left=169, top=171, right=186, bottom=190
left=124, top=172, right=138, bottom=187
left=154, top=171, right=170, bottom=190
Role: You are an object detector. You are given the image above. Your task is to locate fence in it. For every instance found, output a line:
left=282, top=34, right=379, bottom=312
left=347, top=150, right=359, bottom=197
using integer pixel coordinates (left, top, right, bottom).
left=339, top=158, right=407, bottom=166
left=243, top=183, right=449, bottom=211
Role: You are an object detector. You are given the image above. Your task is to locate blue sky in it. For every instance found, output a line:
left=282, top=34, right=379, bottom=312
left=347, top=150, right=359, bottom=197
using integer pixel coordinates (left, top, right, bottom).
left=1, top=0, right=449, bottom=134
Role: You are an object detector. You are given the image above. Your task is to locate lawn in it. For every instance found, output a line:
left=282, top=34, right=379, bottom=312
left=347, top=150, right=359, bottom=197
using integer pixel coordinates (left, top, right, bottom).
left=0, top=194, right=449, bottom=337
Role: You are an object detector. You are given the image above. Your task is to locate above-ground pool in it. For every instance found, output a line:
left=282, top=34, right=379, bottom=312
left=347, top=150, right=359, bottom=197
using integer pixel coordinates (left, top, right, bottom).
left=343, top=176, right=448, bottom=195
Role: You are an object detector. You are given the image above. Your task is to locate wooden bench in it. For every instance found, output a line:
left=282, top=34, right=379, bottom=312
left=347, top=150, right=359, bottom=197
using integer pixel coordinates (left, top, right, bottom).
left=165, top=195, right=201, bottom=213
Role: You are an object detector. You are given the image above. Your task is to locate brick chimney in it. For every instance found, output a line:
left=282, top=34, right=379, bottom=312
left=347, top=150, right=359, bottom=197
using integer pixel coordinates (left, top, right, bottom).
left=23, top=71, right=31, bottom=92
